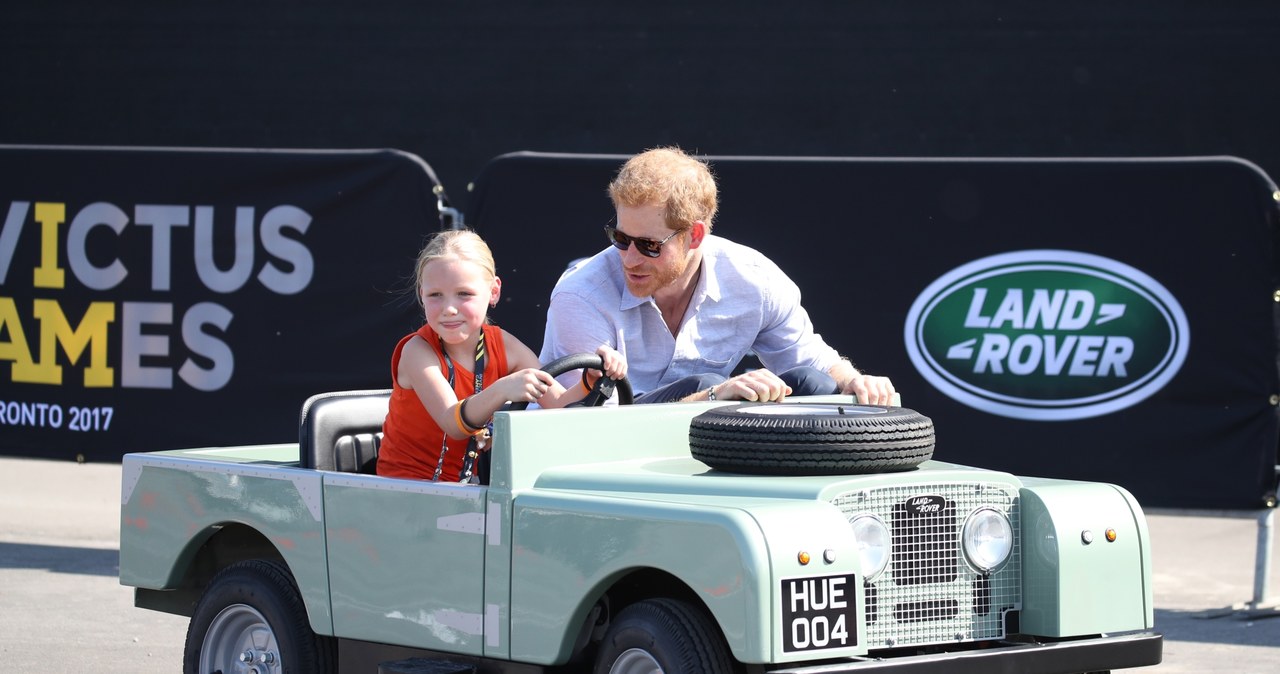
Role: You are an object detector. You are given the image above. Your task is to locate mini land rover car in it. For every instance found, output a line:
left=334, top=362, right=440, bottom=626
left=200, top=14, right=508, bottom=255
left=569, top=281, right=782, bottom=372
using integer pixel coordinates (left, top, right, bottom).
left=119, top=358, right=1161, bottom=673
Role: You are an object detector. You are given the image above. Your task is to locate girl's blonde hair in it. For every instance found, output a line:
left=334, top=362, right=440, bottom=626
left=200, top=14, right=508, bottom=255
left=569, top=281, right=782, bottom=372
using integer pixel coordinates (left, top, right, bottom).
left=413, top=229, right=496, bottom=307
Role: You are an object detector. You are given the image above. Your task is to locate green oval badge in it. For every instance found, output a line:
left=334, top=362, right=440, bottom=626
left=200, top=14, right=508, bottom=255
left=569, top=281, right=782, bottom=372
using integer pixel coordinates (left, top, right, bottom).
left=904, top=250, right=1189, bottom=420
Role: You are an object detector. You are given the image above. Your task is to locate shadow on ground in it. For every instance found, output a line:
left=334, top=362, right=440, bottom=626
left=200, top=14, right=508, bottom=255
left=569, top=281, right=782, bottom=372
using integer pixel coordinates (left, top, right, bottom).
left=1155, top=606, right=1280, bottom=649
left=0, top=541, right=119, bottom=577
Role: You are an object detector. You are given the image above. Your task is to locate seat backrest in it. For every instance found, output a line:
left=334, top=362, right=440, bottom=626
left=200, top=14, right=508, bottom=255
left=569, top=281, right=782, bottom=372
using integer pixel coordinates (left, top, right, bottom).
left=298, top=390, right=392, bottom=473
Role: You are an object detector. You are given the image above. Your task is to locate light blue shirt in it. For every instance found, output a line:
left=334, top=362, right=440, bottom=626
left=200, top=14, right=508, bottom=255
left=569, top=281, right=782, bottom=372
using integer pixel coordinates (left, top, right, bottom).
left=539, top=235, right=842, bottom=396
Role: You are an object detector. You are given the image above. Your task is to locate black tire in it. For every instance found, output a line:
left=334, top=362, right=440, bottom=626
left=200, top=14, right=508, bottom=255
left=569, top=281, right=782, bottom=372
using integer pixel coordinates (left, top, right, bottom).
left=688, top=403, right=934, bottom=475
left=183, top=559, right=336, bottom=674
left=593, top=598, right=735, bottom=674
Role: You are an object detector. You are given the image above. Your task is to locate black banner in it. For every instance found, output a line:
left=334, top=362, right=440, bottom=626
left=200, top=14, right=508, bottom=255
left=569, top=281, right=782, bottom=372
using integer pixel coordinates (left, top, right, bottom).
left=0, top=146, right=439, bottom=460
left=468, top=152, right=1280, bottom=510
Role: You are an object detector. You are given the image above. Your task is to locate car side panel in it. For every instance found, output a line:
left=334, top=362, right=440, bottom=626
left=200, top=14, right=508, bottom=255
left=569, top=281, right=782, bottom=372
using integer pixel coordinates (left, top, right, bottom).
left=1019, top=478, right=1154, bottom=636
left=323, top=473, right=488, bottom=655
left=119, top=450, right=332, bottom=634
left=508, top=491, right=828, bottom=665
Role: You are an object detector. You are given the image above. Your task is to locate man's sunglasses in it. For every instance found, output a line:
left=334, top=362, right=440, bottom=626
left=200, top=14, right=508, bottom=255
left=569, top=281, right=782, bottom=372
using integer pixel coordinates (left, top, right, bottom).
left=604, top=225, right=683, bottom=258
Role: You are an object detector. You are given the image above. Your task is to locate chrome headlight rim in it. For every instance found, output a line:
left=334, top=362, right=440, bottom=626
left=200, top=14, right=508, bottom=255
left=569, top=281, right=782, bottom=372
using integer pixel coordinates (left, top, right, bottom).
left=849, top=513, right=891, bottom=581
left=962, top=507, right=1014, bottom=573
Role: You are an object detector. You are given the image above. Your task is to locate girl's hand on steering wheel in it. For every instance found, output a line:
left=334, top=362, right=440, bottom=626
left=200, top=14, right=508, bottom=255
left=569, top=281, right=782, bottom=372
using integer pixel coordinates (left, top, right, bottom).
left=497, top=368, right=558, bottom=403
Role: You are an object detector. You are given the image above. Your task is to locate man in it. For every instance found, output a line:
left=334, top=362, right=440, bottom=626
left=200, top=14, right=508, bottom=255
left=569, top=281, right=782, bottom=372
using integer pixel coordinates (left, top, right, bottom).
left=540, top=147, right=895, bottom=405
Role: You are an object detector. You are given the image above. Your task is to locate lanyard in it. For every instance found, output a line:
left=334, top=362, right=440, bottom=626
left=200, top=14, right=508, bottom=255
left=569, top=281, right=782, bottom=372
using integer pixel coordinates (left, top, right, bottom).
left=432, top=329, right=488, bottom=483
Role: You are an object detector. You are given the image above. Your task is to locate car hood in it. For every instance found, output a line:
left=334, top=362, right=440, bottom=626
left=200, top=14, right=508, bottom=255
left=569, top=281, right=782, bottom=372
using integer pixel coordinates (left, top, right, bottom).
left=529, top=457, right=1022, bottom=504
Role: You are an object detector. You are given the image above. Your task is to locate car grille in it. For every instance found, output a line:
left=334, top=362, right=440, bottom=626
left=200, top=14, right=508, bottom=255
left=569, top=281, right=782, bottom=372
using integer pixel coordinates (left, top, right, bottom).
left=831, top=482, right=1020, bottom=649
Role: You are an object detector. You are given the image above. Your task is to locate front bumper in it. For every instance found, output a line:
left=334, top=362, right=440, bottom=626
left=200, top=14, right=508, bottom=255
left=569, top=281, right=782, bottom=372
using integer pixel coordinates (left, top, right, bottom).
left=768, top=631, right=1162, bottom=673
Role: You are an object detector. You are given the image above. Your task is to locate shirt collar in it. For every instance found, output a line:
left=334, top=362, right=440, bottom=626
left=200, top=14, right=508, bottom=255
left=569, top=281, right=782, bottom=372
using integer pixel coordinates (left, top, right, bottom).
left=612, top=251, right=649, bottom=311
left=700, top=236, right=721, bottom=302
left=615, top=235, right=721, bottom=312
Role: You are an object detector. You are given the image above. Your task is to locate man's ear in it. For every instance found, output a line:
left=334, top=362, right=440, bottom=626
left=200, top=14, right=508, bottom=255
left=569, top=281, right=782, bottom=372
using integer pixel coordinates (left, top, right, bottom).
left=689, top=220, right=708, bottom=248
left=490, top=277, right=502, bottom=307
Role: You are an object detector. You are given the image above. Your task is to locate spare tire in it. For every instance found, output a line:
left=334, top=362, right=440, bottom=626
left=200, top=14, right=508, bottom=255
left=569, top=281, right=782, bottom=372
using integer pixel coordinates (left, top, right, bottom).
left=688, top=403, right=934, bottom=475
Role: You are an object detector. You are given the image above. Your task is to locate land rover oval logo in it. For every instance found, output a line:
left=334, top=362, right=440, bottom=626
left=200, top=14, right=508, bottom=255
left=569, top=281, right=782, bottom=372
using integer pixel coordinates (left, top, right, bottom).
left=905, top=495, right=946, bottom=515
left=904, top=250, right=1190, bottom=421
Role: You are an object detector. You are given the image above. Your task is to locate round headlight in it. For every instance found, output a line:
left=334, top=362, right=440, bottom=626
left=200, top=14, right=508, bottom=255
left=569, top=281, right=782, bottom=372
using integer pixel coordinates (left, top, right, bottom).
left=962, top=508, right=1013, bottom=572
left=849, top=514, right=890, bottom=581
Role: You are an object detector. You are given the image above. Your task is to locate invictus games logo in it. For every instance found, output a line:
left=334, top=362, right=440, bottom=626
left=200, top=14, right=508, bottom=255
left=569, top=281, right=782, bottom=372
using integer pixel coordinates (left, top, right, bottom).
left=904, top=250, right=1190, bottom=421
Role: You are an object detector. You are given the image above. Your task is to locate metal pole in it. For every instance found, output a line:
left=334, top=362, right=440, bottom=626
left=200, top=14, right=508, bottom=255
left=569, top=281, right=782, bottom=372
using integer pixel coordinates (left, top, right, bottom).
left=1252, top=507, right=1276, bottom=608
left=434, top=184, right=464, bottom=229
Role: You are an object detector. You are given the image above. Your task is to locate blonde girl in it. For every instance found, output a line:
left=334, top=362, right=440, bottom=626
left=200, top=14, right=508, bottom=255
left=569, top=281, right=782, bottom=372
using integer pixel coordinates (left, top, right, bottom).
left=378, top=229, right=625, bottom=482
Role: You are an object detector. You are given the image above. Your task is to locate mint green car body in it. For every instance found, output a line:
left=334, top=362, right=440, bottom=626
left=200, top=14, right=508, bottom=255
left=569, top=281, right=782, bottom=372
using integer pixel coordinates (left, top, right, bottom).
left=119, top=396, right=1159, bottom=671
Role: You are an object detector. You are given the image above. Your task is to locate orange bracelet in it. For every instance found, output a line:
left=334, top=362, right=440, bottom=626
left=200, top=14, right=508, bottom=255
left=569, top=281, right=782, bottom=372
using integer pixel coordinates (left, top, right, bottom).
left=582, top=370, right=599, bottom=393
left=454, top=397, right=487, bottom=436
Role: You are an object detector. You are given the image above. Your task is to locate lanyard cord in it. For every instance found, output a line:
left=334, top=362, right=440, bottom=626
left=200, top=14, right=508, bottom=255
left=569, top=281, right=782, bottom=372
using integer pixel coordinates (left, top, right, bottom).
left=431, top=329, right=488, bottom=482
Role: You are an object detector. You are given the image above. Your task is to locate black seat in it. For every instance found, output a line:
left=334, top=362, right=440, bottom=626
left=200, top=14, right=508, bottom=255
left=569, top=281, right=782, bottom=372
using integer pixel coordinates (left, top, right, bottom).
left=298, top=390, right=391, bottom=473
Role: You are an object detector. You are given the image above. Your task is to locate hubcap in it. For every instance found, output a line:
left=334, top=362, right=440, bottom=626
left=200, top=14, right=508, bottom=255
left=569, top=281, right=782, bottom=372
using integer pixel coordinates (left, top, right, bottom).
left=609, top=648, right=663, bottom=674
left=199, top=603, right=282, bottom=674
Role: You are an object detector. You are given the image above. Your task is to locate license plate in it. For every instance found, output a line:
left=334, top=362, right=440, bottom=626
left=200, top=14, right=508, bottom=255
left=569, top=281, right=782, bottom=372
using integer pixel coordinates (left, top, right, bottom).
left=781, top=573, right=858, bottom=652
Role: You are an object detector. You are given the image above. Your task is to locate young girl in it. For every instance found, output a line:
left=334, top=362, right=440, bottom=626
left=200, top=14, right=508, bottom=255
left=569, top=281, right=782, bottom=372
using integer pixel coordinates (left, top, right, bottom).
left=377, top=229, right=626, bottom=482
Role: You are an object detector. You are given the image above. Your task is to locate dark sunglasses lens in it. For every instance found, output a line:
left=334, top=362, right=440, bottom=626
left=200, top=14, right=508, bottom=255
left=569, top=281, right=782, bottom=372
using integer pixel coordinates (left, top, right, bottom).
left=605, top=226, right=661, bottom=257
left=605, top=226, right=627, bottom=250
left=633, top=240, right=660, bottom=257
left=604, top=225, right=634, bottom=251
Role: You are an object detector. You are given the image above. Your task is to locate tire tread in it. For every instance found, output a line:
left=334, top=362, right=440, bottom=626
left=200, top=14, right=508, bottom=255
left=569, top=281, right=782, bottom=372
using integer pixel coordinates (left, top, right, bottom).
left=688, top=403, right=936, bottom=475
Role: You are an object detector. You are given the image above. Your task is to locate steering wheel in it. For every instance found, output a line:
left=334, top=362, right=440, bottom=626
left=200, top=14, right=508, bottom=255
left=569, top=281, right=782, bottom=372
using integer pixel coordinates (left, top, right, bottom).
left=509, top=353, right=633, bottom=410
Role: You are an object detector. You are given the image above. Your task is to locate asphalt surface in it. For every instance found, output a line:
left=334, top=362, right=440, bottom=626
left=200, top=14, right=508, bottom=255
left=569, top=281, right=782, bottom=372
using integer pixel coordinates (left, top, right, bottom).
left=1, top=456, right=1276, bottom=673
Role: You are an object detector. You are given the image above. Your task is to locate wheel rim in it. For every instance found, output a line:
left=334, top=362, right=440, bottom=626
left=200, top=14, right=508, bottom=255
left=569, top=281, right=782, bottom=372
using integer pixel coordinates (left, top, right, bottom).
left=199, top=603, right=282, bottom=674
left=608, top=648, right=664, bottom=674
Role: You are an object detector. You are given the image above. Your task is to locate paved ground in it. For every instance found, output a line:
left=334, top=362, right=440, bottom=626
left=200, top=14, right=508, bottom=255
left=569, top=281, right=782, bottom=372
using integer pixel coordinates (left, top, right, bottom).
left=0, top=457, right=188, bottom=672
left=0, top=456, right=1276, bottom=673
